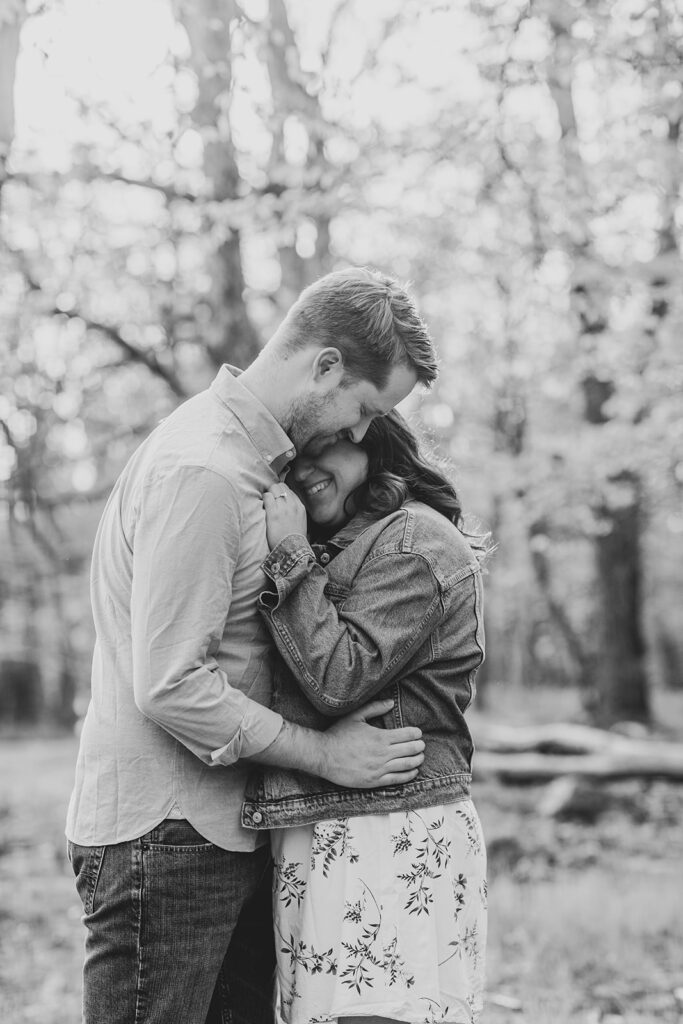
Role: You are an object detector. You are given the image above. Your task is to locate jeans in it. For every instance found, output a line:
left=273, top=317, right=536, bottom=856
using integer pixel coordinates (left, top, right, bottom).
left=68, top=820, right=275, bottom=1024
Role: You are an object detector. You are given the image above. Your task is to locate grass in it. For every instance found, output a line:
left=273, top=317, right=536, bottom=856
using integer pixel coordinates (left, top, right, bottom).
left=485, top=867, right=683, bottom=1023
left=1, top=689, right=683, bottom=1023
left=0, top=736, right=83, bottom=1024
left=471, top=684, right=683, bottom=1024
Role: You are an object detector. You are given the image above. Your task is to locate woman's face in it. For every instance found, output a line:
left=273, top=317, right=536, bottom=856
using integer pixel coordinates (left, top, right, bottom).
left=291, top=439, right=369, bottom=529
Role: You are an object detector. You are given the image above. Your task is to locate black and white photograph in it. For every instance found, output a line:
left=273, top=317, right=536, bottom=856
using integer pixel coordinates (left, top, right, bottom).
left=1, top=1, right=682, bottom=1022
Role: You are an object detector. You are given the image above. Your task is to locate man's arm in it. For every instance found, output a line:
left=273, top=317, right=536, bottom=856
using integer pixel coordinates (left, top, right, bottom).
left=249, top=698, right=425, bottom=789
left=130, top=465, right=424, bottom=785
left=130, top=465, right=284, bottom=764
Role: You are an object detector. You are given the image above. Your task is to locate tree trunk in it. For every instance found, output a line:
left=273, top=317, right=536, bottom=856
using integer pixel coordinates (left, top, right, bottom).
left=175, top=0, right=261, bottom=369
left=544, top=4, right=651, bottom=725
left=0, top=2, right=26, bottom=208
left=47, top=569, right=78, bottom=729
left=591, top=472, right=649, bottom=724
left=641, top=6, right=682, bottom=697
left=261, top=0, right=332, bottom=304
left=528, top=518, right=598, bottom=694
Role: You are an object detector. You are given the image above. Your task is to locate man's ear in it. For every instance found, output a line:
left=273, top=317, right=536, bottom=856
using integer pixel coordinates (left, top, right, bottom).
left=311, top=347, right=345, bottom=387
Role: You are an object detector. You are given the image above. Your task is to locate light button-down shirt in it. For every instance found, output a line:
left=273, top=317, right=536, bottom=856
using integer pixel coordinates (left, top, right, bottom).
left=66, top=366, right=293, bottom=851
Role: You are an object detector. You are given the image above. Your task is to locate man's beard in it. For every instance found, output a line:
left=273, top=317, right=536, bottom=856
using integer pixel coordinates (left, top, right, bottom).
left=287, top=394, right=346, bottom=455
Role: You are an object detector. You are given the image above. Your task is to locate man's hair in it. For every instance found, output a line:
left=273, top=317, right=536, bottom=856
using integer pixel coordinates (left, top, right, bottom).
left=280, top=267, right=438, bottom=389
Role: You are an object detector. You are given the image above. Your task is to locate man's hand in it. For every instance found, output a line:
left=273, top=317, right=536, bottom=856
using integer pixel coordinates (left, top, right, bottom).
left=321, top=699, right=425, bottom=788
left=252, top=698, right=425, bottom=789
left=263, top=484, right=308, bottom=549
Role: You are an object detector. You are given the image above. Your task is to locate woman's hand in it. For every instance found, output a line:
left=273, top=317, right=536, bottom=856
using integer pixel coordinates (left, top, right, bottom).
left=263, top=483, right=308, bottom=549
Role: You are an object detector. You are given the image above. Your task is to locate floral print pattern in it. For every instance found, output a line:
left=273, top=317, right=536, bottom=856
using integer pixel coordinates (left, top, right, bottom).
left=271, top=801, right=487, bottom=1024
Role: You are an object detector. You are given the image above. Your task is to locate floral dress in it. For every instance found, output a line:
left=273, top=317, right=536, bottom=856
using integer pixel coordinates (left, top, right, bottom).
left=271, top=800, right=487, bottom=1024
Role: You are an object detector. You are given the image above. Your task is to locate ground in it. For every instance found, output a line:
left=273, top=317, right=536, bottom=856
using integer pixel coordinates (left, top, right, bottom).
left=1, top=685, right=682, bottom=1024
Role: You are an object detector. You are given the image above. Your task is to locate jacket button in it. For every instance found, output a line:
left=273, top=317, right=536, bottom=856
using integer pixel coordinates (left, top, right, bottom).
left=270, top=562, right=281, bottom=574
left=320, top=552, right=330, bottom=565
left=252, top=811, right=263, bottom=824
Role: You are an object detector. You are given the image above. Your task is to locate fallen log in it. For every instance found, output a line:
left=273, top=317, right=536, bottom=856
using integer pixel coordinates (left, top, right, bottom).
left=474, top=745, right=683, bottom=783
left=473, top=721, right=636, bottom=756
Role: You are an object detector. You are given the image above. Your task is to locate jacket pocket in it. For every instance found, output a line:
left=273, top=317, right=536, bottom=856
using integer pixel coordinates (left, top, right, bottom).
left=373, top=681, right=403, bottom=728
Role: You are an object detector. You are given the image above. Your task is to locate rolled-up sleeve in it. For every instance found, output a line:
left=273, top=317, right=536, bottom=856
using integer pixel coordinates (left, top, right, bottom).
left=131, top=465, right=283, bottom=764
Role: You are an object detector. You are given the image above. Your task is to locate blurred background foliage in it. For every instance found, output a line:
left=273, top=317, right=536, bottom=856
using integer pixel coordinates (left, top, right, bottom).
left=1, top=0, right=682, bottom=731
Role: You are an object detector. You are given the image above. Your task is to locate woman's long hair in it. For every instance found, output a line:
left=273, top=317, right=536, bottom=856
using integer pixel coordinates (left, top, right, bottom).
left=340, top=411, right=492, bottom=560
left=352, top=411, right=461, bottom=524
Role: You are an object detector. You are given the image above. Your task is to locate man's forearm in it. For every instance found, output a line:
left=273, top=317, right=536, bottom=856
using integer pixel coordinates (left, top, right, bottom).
left=244, top=699, right=425, bottom=790
left=248, top=719, right=327, bottom=776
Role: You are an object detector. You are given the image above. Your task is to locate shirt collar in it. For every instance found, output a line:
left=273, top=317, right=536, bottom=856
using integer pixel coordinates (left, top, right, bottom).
left=210, top=364, right=296, bottom=474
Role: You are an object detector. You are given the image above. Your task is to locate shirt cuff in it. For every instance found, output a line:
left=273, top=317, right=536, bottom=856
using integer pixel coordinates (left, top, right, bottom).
left=209, top=704, right=284, bottom=766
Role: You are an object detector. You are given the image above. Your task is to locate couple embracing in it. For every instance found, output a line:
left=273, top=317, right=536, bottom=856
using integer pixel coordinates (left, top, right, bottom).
left=66, top=268, right=488, bottom=1024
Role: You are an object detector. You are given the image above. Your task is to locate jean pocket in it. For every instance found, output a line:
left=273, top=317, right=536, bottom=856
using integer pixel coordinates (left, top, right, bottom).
left=70, top=843, right=107, bottom=916
left=141, top=819, right=215, bottom=850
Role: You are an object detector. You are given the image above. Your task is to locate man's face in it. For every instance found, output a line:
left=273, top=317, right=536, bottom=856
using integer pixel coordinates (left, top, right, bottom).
left=288, top=363, right=418, bottom=456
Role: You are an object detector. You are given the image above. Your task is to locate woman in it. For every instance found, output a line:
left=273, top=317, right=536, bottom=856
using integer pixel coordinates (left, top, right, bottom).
left=243, top=412, right=488, bottom=1024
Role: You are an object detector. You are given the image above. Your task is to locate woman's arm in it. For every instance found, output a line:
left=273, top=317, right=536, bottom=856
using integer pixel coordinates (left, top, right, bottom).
left=258, top=530, right=444, bottom=715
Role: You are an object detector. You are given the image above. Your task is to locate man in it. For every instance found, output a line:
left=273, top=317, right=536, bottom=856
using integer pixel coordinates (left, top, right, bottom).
left=66, top=267, right=438, bottom=1024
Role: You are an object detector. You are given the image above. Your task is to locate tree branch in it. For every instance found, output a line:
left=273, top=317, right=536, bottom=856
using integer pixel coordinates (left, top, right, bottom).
left=80, top=169, right=200, bottom=202
left=50, top=307, right=188, bottom=397
left=3, top=248, right=188, bottom=397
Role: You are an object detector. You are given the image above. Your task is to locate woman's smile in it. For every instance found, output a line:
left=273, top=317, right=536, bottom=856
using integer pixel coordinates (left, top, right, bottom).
left=302, top=478, right=333, bottom=498
left=292, top=439, right=369, bottom=528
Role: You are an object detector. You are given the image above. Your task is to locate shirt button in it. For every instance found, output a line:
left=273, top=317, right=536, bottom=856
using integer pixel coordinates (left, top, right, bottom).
left=252, top=811, right=263, bottom=824
left=319, top=552, right=331, bottom=565
left=286, top=449, right=295, bottom=459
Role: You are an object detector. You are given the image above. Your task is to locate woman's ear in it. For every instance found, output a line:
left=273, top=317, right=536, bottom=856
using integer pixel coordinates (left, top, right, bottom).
left=311, top=347, right=345, bottom=387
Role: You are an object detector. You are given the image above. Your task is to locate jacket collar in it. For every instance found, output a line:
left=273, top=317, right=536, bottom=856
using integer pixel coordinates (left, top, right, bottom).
left=323, top=511, right=383, bottom=552
left=210, top=364, right=295, bottom=475
left=321, top=500, right=419, bottom=554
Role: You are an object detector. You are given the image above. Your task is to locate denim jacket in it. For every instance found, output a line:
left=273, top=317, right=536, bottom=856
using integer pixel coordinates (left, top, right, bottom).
left=241, top=500, right=484, bottom=830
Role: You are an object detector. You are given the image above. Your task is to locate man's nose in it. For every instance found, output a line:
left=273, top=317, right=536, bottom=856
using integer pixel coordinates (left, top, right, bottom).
left=347, top=417, right=372, bottom=443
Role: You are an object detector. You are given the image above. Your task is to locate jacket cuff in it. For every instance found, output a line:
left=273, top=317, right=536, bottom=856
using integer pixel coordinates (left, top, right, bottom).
left=259, top=534, right=318, bottom=608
